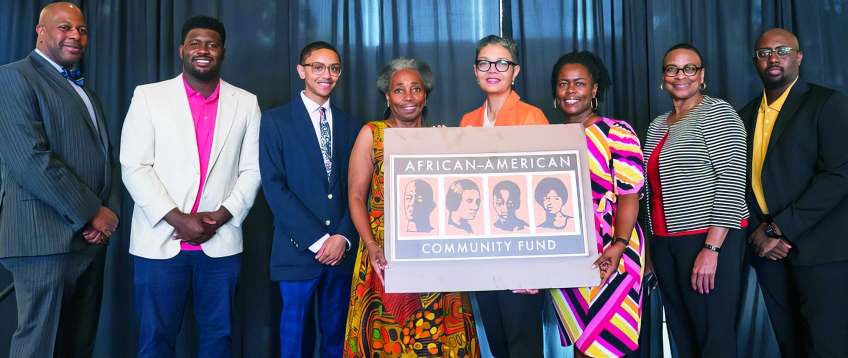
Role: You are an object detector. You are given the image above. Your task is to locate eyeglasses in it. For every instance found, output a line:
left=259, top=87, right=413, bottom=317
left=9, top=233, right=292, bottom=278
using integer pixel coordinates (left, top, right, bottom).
left=663, top=64, right=702, bottom=77
left=753, top=46, right=799, bottom=60
left=301, top=62, right=342, bottom=76
left=475, top=59, right=517, bottom=72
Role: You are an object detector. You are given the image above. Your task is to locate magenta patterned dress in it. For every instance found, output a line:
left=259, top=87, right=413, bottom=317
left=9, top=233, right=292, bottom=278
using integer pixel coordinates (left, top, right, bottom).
left=550, top=117, right=645, bottom=357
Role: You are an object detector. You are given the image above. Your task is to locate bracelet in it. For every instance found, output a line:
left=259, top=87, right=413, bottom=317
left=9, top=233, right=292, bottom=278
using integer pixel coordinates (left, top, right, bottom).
left=703, top=244, right=722, bottom=253
left=364, top=241, right=379, bottom=247
left=614, top=237, right=629, bottom=246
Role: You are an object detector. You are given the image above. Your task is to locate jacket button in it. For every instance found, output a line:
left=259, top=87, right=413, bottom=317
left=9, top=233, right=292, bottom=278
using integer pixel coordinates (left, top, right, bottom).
left=325, top=220, right=331, bottom=226
left=327, top=194, right=333, bottom=199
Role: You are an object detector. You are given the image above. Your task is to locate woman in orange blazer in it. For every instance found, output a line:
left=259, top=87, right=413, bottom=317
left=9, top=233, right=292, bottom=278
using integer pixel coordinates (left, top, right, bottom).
left=461, top=35, right=548, bottom=358
left=459, top=35, right=548, bottom=127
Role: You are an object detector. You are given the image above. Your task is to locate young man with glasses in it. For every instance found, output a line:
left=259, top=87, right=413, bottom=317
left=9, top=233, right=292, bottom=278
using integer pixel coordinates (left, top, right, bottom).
left=739, top=28, right=848, bottom=357
left=259, top=41, right=361, bottom=357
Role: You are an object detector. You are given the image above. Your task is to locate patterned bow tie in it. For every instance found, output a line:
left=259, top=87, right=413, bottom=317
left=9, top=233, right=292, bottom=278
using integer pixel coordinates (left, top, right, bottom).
left=61, top=68, right=84, bottom=87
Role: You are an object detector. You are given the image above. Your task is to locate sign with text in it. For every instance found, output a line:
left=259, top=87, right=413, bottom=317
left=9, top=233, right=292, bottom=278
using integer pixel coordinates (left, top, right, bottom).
left=383, top=125, right=599, bottom=293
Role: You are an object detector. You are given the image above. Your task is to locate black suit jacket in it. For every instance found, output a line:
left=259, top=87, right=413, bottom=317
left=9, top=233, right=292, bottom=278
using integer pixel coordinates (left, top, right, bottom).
left=0, top=52, right=119, bottom=258
left=259, top=98, right=361, bottom=281
left=739, top=77, right=848, bottom=265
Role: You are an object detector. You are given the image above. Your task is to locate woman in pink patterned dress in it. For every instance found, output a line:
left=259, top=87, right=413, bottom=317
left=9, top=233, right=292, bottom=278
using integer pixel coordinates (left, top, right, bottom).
left=549, top=51, right=646, bottom=357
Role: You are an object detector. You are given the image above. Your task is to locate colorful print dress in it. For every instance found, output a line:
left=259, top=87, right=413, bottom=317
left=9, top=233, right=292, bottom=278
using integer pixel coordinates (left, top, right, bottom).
left=344, top=121, right=479, bottom=358
left=550, top=117, right=645, bottom=357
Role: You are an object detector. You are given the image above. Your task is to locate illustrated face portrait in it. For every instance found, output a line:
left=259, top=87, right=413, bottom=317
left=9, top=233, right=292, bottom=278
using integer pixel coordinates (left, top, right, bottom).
left=458, top=189, right=481, bottom=221
left=493, top=189, right=511, bottom=220
left=403, top=180, right=435, bottom=222
left=542, top=189, right=564, bottom=215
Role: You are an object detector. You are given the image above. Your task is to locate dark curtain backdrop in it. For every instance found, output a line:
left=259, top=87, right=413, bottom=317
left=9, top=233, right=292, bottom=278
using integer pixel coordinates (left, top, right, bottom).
left=1, top=1, right=846, bottom=357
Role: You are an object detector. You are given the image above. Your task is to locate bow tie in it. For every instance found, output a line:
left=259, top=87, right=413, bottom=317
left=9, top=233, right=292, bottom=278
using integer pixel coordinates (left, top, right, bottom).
left=61, top=68, right=84, bottom=87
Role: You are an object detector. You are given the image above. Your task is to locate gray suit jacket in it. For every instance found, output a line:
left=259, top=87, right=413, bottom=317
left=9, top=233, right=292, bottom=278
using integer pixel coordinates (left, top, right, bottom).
left=0, top=52, right=118, bottom=258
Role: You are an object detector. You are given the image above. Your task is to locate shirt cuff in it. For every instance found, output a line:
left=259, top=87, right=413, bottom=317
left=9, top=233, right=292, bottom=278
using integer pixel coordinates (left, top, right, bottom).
left=307, top=234, right=352, bottom=253
left=308, top=234, right=330, bottom=253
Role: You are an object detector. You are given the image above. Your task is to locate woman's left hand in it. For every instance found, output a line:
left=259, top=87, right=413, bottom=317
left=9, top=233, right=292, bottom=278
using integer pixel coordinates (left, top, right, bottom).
left=691, top=249, right=718, bottom=294
left=593, top=242, right=626, bottom=286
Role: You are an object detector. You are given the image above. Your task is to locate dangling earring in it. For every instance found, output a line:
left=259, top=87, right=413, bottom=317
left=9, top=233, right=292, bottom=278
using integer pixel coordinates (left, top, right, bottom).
left=553, top=99, right=557, bottom=109
left=591, top=97, right=598, bottom=111
left=700, top=83, right=707, bottom=90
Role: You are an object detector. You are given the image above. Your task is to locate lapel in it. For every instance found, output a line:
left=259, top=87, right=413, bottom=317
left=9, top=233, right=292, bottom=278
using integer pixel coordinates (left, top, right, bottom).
left=207, top=80, right=236, bottom=177
left=164, top=76, right=201, bottom=174
left=767, top=78, right=808, bottom=155
left=741, top=96, right=761, bottom=177
left=293, top=100, right=329, bottom=188
left=29, top=53, right=101, bottom=143
left=84, top=87, right=109, bottom=152
left=328, top=106, right=346, bottom=190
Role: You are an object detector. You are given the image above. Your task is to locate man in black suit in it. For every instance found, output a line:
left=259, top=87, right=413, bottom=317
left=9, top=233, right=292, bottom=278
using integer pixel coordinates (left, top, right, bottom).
left=740, top=28, right=848, bottom=357
left=0, top=3, right=119, bottom=357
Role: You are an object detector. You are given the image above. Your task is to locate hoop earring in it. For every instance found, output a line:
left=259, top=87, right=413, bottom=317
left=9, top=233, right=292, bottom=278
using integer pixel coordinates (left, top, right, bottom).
left=660, top=83, right=665, bottom=91
left=553, top=99, right=557, bottom=109
left=591, top=97, right=598, bottom=111
left=700, top=82, right=706, bottom=90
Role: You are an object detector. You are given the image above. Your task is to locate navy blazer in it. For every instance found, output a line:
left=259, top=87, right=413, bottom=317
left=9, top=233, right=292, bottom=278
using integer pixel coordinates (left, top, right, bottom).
left=739, top=77, right=848, bottom=265
left=0, top=52, right=119, bottom=257
left=259, top=98, right=361, bottom=281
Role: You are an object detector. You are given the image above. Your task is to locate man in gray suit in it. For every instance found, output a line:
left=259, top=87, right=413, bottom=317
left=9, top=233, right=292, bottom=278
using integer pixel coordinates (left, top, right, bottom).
left=0, top=3, right=119, bottom=357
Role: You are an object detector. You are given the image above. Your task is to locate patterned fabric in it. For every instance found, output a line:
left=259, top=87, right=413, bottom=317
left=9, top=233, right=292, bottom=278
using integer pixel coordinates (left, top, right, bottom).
left=318, top=106, right=332, bottom=179
left=344, top=121, right=479, bottom=358
left=60, top=67, right=84, bottom=87
left=550, top=118, right=645, bottom=357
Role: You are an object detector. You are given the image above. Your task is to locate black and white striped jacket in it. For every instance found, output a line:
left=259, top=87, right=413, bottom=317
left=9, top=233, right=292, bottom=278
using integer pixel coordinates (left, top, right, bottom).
left=643, top=95, right=749, bottom=234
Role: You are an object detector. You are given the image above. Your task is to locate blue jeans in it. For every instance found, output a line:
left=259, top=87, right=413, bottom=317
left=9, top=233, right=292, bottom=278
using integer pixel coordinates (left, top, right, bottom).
left=134, top=251, right=241, bottom=358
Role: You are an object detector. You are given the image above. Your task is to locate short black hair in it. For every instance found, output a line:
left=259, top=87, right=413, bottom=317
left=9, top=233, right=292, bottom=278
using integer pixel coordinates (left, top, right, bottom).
left=181, top=16, right=226, bottom=46
left=550, top=51, right=611, bottom=103
left=299, top=41, right=341, bottom=64
left=663, top=43, right=703, bottom=68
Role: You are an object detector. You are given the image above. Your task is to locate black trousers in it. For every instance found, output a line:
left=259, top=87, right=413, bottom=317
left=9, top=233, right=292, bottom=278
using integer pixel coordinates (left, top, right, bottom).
left=651, top=229, right=745, bottom=358
left=476, top=290, right=545, bottom=358
left=752, top=251, right=848, bottom=357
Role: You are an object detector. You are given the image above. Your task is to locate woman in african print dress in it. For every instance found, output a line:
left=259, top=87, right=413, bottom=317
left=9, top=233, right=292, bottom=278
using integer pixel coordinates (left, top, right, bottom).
left=549, top=51, right=646, bottom=357
left=343, top=58, right=479, bottom=357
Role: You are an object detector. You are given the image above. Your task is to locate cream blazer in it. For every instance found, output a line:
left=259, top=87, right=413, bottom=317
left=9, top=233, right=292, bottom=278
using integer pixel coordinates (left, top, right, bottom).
left=120, top=75, right=261, bottom=259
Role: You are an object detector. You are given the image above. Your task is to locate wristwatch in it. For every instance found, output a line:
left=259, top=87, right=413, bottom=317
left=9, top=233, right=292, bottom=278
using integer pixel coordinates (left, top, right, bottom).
left=764, top=222, right=784, bottom=239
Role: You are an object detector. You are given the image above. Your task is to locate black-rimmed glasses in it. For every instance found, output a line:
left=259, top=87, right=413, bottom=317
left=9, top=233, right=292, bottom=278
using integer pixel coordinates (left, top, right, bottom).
left=475, top=59, right=517, bottom=72
left=664, top=64, right=702, bottom=77
left=754, top=46, right=799, bottom=60
left=301, top=62, right=342, bottom=76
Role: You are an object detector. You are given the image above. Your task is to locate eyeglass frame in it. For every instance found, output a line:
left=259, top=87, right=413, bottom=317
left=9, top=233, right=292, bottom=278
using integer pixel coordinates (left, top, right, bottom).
left=475, top=59, right=518, bottom=72
left=663, top=64, right=703, bottom=77
left=300, top=62, right=343, bottom=76
left=753, top=46, right=799, bottom=60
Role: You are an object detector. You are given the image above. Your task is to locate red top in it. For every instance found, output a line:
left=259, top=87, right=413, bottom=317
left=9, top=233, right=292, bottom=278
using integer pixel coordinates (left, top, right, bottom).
left=648, top=134, right=708, bottom=236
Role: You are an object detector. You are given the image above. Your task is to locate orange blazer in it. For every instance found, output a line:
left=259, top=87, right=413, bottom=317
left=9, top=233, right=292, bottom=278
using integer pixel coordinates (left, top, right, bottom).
left=459, top=90, right=549, bottom=127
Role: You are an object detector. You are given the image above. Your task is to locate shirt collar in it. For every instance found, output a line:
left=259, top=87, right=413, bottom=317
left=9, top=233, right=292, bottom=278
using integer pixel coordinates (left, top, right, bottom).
left=760, top=76, right=799, bottom=112
left=34, top=48, right=71, bottom=74
left=182, top=74, right=221, bottom=101
left=300, top=91, right=330, bottom=114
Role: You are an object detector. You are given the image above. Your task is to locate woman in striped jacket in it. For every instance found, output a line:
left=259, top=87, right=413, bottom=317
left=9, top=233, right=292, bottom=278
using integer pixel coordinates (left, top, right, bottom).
left=643, top=43, right=748, bottom=358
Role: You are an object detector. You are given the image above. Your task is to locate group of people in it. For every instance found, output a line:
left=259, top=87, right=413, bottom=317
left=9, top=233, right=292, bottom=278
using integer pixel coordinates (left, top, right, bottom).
left=1, top=2, right=847, bottom=358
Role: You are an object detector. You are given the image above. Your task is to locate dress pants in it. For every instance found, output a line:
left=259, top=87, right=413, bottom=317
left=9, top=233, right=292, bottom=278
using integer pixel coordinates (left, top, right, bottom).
left=278, top=264, right=350, bottom=358
left=651, top=229, right=744, bottom=358
left=0, top=244, right=105, bottom=358
left=476, top=290, right=546, bottom=358
left=748, top=251, right=807, bottom=357
left=134, top=251, right=241, bottom=358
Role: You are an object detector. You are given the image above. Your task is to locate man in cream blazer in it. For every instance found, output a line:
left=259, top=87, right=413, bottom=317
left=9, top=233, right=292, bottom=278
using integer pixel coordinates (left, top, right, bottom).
left=120, top=16, right=260, bottom=357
